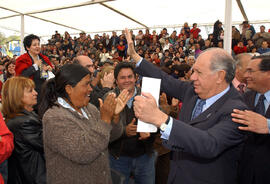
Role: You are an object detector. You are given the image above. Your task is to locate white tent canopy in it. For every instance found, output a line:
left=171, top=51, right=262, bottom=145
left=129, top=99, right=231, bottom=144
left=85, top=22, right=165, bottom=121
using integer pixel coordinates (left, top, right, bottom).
left=0, top=0, right=269, bottom=37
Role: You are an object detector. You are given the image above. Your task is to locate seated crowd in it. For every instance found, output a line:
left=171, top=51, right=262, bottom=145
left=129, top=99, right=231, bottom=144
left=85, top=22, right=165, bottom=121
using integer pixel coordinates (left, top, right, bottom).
left=0, top=20, right=269, bottom=184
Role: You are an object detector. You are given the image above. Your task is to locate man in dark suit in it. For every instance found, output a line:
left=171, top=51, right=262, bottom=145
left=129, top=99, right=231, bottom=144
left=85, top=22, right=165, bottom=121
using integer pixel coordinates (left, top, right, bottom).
left=232, top=55, right=270, bottom=184
left=124, top=29, right=247, bottom=184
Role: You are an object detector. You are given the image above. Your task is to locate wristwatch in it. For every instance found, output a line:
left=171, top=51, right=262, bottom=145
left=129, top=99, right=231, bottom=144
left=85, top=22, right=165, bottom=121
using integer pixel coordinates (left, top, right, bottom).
left=160, top=116, right=170, bottom=132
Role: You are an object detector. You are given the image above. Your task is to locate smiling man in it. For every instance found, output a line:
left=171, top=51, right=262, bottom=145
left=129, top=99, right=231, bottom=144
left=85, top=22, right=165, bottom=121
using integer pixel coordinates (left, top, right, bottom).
left=107, top=62, right=156, bottom=184
left=231, top=55, right=270, bottom=184
left=124, top=28, right=247, bottom=184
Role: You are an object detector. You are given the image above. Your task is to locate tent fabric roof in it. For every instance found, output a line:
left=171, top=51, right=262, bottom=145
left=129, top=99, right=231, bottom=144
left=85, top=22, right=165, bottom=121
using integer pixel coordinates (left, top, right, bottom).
left=0, top=0, right=269, bottom=37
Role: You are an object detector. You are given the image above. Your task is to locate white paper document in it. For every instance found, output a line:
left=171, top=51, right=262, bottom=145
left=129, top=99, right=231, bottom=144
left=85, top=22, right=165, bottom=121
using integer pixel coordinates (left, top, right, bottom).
left=47, top=71, right=55, bottom=80
left=137, top=77, right=161, bottom=133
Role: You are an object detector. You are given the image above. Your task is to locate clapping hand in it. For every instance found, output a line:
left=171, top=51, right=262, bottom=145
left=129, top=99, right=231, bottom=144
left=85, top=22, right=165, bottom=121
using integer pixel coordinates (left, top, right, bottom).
left=43, top=65, right=53, bottom=71
left=101, top=72, right=115, bottom=88
left=115, top=89, right=131, bottom=115
left=159, top=93, right=168, bottom=106
left=99, top=93, right=116, bottom=124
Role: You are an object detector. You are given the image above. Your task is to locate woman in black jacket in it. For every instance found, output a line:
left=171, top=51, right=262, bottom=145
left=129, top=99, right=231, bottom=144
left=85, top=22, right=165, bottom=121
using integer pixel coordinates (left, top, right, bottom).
left=1, top=76, right=46, bottom=184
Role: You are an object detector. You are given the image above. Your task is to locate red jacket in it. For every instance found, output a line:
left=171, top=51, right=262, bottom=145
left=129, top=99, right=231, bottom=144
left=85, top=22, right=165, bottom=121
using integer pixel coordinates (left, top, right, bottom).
left=233, top=45, right=247, bottom=55
left=15, top=53, right=52, bottom=79
left=190, top=28, right=201, bottom=39
left=0, top=112, right=14, bottom=183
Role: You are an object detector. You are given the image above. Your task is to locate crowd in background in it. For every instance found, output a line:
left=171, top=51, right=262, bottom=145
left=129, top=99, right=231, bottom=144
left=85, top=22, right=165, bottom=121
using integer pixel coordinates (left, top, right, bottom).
left=1, top=20, right=270, bottom=81
left=0, top=20, right=270, bottom=184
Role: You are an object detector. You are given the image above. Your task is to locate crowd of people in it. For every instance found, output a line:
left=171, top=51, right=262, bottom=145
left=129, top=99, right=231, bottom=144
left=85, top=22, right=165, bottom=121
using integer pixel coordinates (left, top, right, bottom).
left=0, top=20, right=269, bottom=184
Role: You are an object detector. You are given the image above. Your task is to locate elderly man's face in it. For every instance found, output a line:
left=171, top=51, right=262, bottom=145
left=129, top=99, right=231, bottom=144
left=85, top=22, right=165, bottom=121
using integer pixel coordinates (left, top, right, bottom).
left=190, top=53, right=220, bottom=99
left=235, top=55, right=252, bottom=83
left=77, top=56, right=94, bottom=74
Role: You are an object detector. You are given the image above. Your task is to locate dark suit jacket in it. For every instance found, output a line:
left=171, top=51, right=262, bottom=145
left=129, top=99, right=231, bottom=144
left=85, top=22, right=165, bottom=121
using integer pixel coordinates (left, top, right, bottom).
left=238, top=90, right=270, bottom=184
left=135, top=59, right=247, bottom=184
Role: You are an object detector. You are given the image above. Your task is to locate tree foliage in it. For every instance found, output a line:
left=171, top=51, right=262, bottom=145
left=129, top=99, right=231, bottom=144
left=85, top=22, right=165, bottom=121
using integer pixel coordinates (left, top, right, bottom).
left=0, top=32, right=20, bottom=45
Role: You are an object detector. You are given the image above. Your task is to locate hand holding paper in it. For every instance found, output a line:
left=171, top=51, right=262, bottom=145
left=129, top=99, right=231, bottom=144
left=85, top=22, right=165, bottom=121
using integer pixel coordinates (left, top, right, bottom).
left=134, top=92, right=168, bottom=133
left=134, top=92, right=159, bottom=123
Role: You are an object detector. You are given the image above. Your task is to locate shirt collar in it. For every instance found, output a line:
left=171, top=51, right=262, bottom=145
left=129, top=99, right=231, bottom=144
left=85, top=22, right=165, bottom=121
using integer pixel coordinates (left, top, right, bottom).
left=204, top=85, right=230, bottom=111
left=232, top=78, right=240, bottom=88
left=127, top=87, right=137, bottom=108
left=264, top=90, right=270, bottom=104
left=232, top=78, right=246, bottom=92
left=255, top=90, right=270, bottom=107
left=57, top=97, right=89, bottom=119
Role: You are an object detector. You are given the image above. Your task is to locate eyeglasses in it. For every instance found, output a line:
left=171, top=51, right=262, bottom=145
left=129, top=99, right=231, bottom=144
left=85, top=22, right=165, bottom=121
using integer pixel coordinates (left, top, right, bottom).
left=86, top=64, right=94, bottom=68
left=245, top=69, right=262, bottom=74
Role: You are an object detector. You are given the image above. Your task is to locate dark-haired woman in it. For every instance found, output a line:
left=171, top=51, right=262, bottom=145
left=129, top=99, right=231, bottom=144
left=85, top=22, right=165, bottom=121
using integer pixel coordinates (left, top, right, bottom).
left=0, top=60, right=15, bottom=100
left=39, top=64, right=128, bottom=184
left=4, top=60, right=16, bottom=81
left=15, top=34, right=53, bottom=107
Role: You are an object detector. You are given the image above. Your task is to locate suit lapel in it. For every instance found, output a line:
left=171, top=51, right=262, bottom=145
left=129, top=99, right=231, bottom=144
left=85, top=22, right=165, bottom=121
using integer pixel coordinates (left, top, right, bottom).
left=189, top=102, right=217, bottom=125
left=243, top=90, right=256, bottom=110
left=181, top=95, right=198, bottom=123
left=244, top=90, right=270, bottom=118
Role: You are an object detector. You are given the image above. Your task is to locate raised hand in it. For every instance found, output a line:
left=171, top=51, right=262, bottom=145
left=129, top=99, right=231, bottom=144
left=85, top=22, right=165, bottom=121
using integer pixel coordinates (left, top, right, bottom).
left=101, top=72, right=115, bottom=88
left=115, top=89, right=131, bottom=115
left=159, top=92, right=168, bottom=106
left=125, top=28, right=141, bottom=63
left=171, top=98, right=179, bottom=107
left=125, top=28, right=135, bottom=56
left=159, top=92, right=171, bottom=114
left=99, top=93, right=116, bottom=124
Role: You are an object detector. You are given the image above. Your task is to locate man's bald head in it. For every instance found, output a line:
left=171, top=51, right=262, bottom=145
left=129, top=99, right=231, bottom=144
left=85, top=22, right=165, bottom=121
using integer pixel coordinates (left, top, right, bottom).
left=74, top=55, right=94, bottom=74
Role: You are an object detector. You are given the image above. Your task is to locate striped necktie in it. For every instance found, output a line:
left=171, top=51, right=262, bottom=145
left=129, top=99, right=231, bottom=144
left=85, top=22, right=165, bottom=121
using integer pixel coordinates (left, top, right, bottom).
left=191, top=100, right=206, bottom=120
left=255, top=94, right=265, bottom=116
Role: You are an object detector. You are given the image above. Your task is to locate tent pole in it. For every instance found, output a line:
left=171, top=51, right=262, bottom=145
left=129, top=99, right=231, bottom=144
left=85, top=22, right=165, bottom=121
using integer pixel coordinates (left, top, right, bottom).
left=20, top=14, right=25, bottom=55
left=224, top=0, right=232, bottom=54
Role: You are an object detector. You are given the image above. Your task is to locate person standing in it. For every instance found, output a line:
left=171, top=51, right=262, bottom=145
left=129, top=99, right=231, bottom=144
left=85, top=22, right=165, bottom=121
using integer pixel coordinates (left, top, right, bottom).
left=39, top=64, right=128, bottom=184
left=15, top=34, right=53, bottom=107
left=125, top=28, right=246, bottom=184
left=108, top=62, right=156, bottom=184
left=2, top=76, right=46, bottom=184
left=232, top=55, right=270, bottom=184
